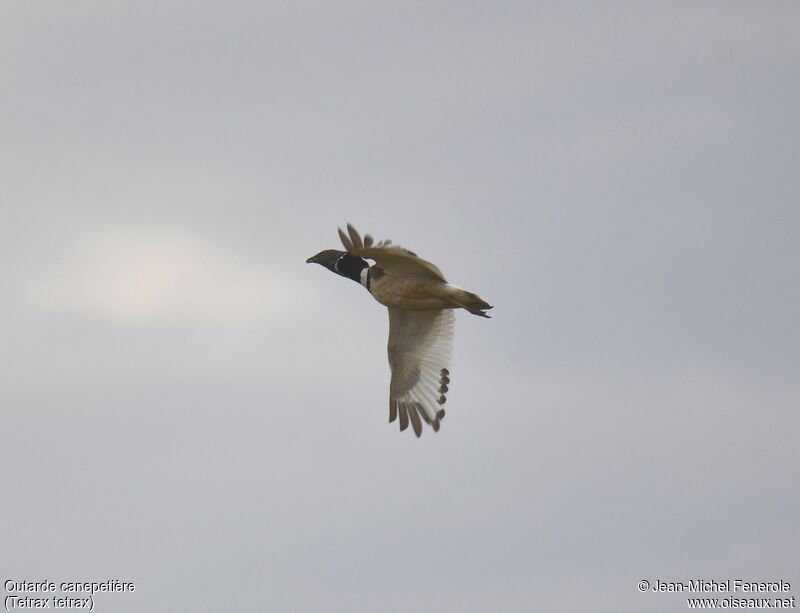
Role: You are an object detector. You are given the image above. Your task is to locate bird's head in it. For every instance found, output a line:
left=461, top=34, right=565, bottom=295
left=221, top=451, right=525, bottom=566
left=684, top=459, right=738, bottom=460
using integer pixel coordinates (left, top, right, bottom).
left=306, top=249, right=345, bottom=272
left=307, top=249, right=368, bottom=284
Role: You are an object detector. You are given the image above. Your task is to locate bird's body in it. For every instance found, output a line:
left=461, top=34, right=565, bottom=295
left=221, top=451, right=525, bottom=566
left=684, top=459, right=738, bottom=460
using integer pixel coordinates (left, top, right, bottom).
left=307, top=224, right=492, bottom=437
left=368, top=274, right=471, bottom=310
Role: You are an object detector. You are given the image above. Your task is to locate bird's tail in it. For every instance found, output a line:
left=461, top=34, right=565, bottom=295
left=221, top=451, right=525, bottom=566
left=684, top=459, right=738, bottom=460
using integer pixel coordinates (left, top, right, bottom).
left=447, top=288, right=493, bottom=318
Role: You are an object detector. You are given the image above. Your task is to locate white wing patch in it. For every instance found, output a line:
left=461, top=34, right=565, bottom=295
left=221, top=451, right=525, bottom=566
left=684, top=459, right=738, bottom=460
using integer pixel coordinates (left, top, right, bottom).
left=387, top=308, right=455, bottom=437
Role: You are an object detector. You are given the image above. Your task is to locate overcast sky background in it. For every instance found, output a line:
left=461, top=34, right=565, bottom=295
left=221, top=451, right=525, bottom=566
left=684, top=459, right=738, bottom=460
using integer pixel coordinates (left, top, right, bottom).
left=2, top=2, right=798, bottom=612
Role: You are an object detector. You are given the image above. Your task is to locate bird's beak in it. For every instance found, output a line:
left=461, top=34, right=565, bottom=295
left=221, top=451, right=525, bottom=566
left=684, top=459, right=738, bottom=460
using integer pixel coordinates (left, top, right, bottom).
left=305, top=255, right=317, bottom=264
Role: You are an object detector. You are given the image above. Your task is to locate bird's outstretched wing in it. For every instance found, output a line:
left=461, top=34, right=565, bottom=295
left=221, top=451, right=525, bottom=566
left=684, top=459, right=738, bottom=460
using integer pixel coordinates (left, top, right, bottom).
left=387, top=307, right=454, bottom=437
left=338, top=223, right=446, bottom=282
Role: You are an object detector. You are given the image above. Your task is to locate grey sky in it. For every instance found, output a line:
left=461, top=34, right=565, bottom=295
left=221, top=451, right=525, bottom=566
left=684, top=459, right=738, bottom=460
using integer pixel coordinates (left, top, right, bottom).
left=2, top=2, right=798, bottom=612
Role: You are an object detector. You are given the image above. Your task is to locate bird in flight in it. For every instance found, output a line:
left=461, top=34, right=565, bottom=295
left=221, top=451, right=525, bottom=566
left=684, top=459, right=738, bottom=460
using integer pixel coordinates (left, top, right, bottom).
left=307, top=224, right=492, bottom=437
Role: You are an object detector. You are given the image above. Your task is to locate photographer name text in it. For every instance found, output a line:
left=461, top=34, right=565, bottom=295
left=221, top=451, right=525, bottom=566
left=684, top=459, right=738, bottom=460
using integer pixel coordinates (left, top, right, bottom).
left=648, top=579, right=791, bottom=593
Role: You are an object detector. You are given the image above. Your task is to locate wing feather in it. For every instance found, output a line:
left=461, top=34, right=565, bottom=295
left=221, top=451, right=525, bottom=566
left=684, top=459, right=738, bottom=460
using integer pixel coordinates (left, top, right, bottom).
left=407, top=402, right=423, bottom=437
left=387, top=308, right=455, bottom=437
left=398, top=402, right=409, bottom=432
left=347, top=223, right=364, bottom=250
left=338, top=227, right=353, bottom=252
left=339, top=223, right=447, bottom=282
